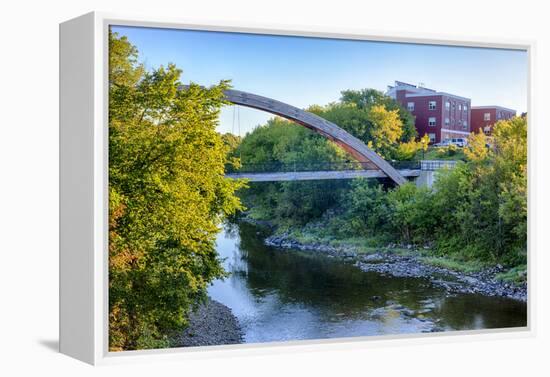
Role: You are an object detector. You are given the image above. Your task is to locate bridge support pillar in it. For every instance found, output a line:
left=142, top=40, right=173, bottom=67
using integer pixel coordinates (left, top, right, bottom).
left=415, top=170, right=436, bottom=189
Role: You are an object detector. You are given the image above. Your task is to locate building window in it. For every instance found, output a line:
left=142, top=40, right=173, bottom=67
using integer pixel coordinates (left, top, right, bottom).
left=428, top=133, right=436, bottom=143
left=445, top=101, right=450, bottom=110
left=464, top=105, right=468, bottom=112
left=484, top=112, right=491, bottom=121
left=445, top=117, right=450, bottom=125
left=463, top=120, right=468, bottom=130
left=407, top=102, right=415, bottom=111
left=429, top=117, right=436, bottom=127
left=429, top=101, right=437, bottom=110
left=459, top=104, right=462, bottom=111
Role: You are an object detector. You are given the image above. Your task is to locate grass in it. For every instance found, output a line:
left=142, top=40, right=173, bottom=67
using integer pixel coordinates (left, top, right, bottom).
left=287, top=229, right=420, bottom=257
left=282, top=227, right=495, bottom=275
left=495, top=265, right=527, bottom=284
left=416, top=146, right=466, bottom=161
left=419, top=256, right=487, bottom=274
left=265, top=216, right=521, bottom=279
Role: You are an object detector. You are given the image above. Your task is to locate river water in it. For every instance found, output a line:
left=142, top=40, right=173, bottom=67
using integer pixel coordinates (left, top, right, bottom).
left=208, top=222, right=527, bottom=344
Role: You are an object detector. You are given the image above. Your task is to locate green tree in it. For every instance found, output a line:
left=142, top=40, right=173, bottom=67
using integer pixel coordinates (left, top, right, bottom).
left=221, top=132, right=242, bottom=153
left=309, top=102, right=372, bottom=142
left=311, top=91, right=424, bottom=160
left=366, top=104, right=403, bottom=158
left=236, top=117, right=350, bottom=168
left=108, top=30, right=245, bottom=351
left=492, top=117, right=527, bottom=262
left=432, top=117, right=527, bottom=263
left=340, top=88, right=417, bottom=141
left=394, top=134, right=430, bottom=161
left=345, top=181, right=392, bottom=237
left=386, top=183, right=437, bottom=244
left=235, top=117, right=352, bottom=225
left=465, top=129, right=490, bottom=162
left=221, top=132, right=242, bottom=171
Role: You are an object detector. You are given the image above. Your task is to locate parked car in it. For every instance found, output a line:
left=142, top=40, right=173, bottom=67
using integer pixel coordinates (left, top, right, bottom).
left=433, top=140, right=450, bottom=147
left=435, top=138, right=468, bottom=147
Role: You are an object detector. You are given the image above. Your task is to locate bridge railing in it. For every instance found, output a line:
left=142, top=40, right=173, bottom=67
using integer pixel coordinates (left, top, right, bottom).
left=389, top=160, right=422, bottom=170
left=420, top=160, right=458, bottom=171
left=226, top=160, right=421, bottom=174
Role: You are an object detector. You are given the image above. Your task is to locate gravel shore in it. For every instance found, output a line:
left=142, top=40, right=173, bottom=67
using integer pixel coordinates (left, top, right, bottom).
left=265, top=233, right=527, bottom=302
left=174, top=298, right=243, bottom=347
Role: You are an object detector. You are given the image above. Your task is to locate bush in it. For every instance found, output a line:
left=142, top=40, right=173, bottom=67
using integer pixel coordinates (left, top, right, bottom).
left=386, top=183, right=437, bottom=244
left=436, top=144, right=458, bottom=157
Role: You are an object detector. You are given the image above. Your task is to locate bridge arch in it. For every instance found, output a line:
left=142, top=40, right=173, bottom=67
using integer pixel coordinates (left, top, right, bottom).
left=182, top=86, right=407, bottom=185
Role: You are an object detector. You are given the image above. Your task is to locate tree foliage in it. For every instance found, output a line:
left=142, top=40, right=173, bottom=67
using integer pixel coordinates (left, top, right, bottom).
left=344, top=117, right=527, bottom=264
left=366, top=104, right=404, bottom=158
left=344, top=180, right=391, bottom=237
left=340, top=88, right=417, bottom=141
left=464, top=129, right=490, bottom=162
left=108, top=30, right=244, bottom=350
left=240, top=113, right=527, bottom=268
left=235, top=117, right=349, bottom=166
left=235, top=118, right=351, bottom=225
left=308, top=89, right=426, bottom=160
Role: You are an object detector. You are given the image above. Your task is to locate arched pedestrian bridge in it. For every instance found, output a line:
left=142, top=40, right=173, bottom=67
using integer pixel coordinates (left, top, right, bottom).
left=226, top=160, right=456, bottom=187
left=226, top=161, right=422, bottom=182
left=181, top=85, right=408, bottom=185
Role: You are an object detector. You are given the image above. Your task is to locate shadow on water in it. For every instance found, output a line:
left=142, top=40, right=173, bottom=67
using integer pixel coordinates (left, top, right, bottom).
left=209, top=222, right=526, bottom=344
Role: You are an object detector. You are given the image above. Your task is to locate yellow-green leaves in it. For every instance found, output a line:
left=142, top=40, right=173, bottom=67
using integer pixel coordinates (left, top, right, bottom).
left=433, top=116, right=527, bottom=263
left=394, top=134, right=429, bottom=161
left=465, top=129, right=490, bottom=162
left=108, top=31, right=243, bottom=350
left=311, top=90, right=423, bottom=160
left=366, top=105, right=403, bottom=158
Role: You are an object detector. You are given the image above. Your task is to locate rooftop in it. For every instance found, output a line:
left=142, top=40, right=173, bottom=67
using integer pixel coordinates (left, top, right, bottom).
left=386, top=81, right=470, bottom=102
left=471, top=105, right=516, bottom=113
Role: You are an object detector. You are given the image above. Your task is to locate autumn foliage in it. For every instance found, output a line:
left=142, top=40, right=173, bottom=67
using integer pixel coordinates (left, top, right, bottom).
left=108, top=31, right=244, bottom=350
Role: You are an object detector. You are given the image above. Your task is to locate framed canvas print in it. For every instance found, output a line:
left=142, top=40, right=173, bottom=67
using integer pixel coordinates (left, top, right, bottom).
left=60, top=12, right=533, bottom=365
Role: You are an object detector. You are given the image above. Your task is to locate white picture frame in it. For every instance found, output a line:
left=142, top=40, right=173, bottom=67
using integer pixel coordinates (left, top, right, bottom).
left=60, top=11, right=535, bottom=365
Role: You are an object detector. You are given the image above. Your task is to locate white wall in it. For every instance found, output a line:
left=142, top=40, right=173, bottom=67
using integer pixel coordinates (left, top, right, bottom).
left=0, top=0, right=548, bottom=375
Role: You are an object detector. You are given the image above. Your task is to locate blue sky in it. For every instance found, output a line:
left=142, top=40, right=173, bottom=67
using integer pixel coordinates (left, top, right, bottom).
left=112, top=25, right=528, bottom=135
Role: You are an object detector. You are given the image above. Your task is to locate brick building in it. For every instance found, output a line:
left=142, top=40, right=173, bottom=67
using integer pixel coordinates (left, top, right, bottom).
left=471, top=106, right=516, bottom=135
left=387, top=81, right=471, bottom=144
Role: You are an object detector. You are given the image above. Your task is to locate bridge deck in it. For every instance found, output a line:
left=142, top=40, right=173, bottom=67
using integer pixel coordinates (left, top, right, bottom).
left=226, top=169, right=421, bottom=182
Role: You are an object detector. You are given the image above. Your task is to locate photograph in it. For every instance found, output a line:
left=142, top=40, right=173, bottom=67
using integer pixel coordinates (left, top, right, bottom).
left=107, top=25, right=528, bottom=352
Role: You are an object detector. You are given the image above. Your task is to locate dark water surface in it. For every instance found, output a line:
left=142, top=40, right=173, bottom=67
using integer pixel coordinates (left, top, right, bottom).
left=208, top=222, right=527, bottom=344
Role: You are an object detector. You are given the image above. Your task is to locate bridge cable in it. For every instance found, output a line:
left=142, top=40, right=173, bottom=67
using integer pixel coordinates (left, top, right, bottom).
left=237, top=105, right=242, bottom=160
left=237, top=105, right=241, bottom=137
left=231, top=105, right=236, bottom=135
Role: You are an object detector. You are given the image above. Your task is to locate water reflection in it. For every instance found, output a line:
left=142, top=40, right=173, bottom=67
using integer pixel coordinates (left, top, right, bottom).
left=208, top=222, right=526, bottom=344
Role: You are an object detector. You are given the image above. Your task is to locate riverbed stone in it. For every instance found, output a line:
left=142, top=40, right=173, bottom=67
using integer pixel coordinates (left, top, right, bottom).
left=174, top=298, right=243, bottom=347
left=263, top=230, right=527, bottom=302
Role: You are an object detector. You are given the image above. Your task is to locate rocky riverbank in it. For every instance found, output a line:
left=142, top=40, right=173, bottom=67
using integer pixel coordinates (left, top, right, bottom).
left=173, top=298, right=243, bottom=347
left=265, top=232, right=527, bottom=302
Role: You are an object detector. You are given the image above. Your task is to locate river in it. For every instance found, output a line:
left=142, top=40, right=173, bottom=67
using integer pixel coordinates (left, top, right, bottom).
left=208, top=222, right=527, bottom=344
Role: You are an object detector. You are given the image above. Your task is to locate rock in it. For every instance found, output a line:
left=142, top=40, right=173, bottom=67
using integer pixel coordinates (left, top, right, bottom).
left=174, top=298, right=243, bottom=347
left=256, top=220, right=527, bottom=302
